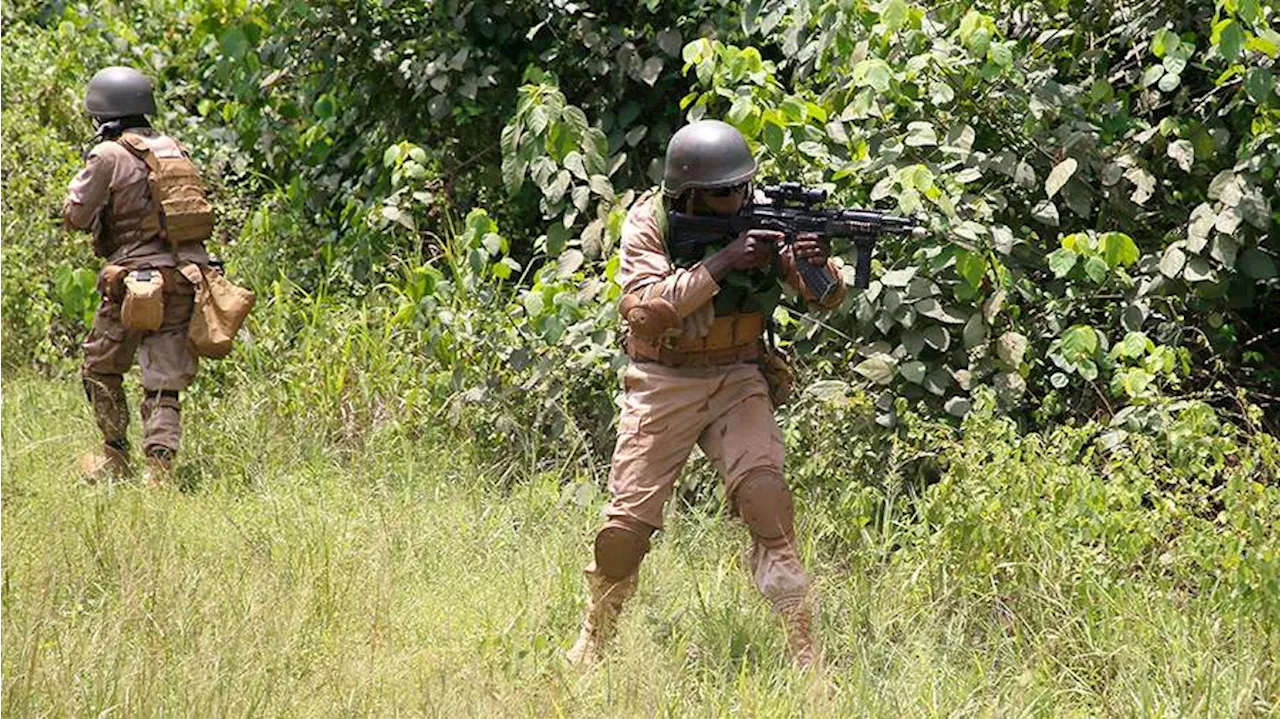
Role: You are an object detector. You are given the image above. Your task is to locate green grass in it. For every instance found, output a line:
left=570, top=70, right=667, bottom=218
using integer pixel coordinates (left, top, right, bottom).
left=3, top=376, right=1276, bottom=717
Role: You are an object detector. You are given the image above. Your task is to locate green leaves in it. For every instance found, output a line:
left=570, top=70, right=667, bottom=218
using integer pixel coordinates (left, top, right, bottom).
left=853, top=58, right=892, bottom=92
left=1160, top=245, right=1187, bottom=278
left=997, top=332, right=1028, bottom=367
left=67, top=0, right=1280, bottom=435
left=1048, top=248, right=1077, bottom=278
left=954, top=250, right=985, bottom=290
left=854, top=353, right=898, bottom=384
left=501, top=81, right=626, bottom=256
left=1044, top=158, right=1077, bottom=199
left=905, top=121, right=937, bottom=147
left=1151, top=28, right=1179, bottom=58
left=1100, top=232, right=1139, bottom=268
left=1166, top=139, right=1194, bottom=172
left=1245, top=67, right=1275, bottom=105
left=957, top=10, right=996, bottom=55
left=1049, top=325, right=1102, bottom=382
left=1084, top=256, right=1109, bottom=283
left=1240, top=248, right=1278, bottom=280
left=1213, top=19, right=1245, bottom=61
left=588, top=174, right=614, bottom=201
left=1048, top=232, right=1137, bottom=286
left=219, top=27, right=249, bottom=60
left=878, top=0, right=909, bottom=31
left=52, top=266, right=98, bottom=327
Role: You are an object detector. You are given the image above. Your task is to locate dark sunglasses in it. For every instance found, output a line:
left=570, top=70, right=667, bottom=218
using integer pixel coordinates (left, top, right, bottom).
left=706, top=182, right=749, bottom=197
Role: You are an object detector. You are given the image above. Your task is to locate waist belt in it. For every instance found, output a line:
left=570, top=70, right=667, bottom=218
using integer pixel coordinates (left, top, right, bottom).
left=99, top=264, right=196, bottom=301
left=625, top=312, right=765, bottom=367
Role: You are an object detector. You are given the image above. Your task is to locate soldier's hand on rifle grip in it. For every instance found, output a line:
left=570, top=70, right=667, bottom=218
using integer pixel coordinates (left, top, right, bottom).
left=705, top=229, right=783, bottom=279
left=738, top=229, right=781, bottom=270
left=791, top=233, right=829, bottom=266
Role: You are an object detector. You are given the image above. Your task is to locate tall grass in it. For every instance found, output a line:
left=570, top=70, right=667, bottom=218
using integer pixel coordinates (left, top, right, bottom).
left=3, top=376, right=1276, bottom=716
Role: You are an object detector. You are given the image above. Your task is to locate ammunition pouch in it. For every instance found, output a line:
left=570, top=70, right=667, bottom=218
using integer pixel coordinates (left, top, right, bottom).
left=121, top=269, right=165, bottom=331
left=98, top=264, right=129, bottom=303
left=619, top=293, right=680, bottom=345
left=625, top=311, right=764, bottom=367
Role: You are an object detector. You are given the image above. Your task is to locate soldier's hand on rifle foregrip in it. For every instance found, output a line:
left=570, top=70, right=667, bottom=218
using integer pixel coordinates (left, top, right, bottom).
left=790, top=233, right=829, bottom=266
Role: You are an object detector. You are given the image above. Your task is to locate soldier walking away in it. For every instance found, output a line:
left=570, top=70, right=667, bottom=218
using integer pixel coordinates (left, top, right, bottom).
left=567, top=120, right=847, bottom=668
left=64, top=67, right=218, bottom=487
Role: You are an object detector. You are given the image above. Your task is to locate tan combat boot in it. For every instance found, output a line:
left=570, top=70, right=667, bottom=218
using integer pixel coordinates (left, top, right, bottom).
left=778, top=597, right=818, bottom=668
left=566, top=567, right=638, bottom=665
left=142, top=451, right=173, bottom=488
left=79, top=442, right=131, bottom=483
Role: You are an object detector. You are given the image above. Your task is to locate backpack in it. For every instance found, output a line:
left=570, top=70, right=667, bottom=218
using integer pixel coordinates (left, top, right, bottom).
left=117, top=133, right=215, bottom=245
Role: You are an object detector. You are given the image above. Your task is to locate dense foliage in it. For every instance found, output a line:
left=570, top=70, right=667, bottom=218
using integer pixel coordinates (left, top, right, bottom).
left=3, top=3, right=1279, bottom=712
left=4, top=0, right=1277, bottom=430
left=1, top=0, right=1277, bottom=632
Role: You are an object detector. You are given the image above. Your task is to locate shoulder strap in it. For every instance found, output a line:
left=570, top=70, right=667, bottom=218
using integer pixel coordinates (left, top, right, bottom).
left=115, top=132, right=171, bottom=246
left=116, top=133, right=161, bottom=174
left=650, top=190, right=669, bottom=249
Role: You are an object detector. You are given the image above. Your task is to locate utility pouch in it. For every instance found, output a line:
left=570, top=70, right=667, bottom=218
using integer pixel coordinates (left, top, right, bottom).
left=121, top=269, right=165, bottom=331
left=98, top=264, right=129, bottom=303
left=179, top=263, right=255, bottom=359
left=760, top=323, right=795, bottom=408
left=761, top=349, right=795, bottom=408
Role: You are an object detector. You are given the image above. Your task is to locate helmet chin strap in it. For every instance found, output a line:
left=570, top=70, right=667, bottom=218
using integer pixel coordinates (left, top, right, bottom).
left=91, top=114, right=151, bottom=141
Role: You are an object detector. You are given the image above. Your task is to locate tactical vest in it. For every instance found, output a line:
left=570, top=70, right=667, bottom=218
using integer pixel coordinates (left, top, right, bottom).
left=648, top=190, right=784, bottom=318
left=114, top=133, right=215, bottom=247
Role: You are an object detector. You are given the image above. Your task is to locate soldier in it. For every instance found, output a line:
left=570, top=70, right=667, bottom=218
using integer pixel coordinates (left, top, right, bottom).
left=64, top=66, right=215, bottom=486
left=567, top=120, right=847, bottom=667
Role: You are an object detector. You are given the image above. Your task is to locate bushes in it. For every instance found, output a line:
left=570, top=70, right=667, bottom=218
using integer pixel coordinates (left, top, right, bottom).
left=2, top=0, right=1278, bottom=628
left=0, top=79, right=93, bottom=368
left=498, top=0, right=1279, bottom=429
left=8, top=1, right=1277, bottom=428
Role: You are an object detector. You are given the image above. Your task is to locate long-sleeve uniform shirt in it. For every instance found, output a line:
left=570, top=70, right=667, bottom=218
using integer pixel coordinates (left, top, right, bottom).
left=616, top=192, right=846, bottom=343
left=64, top=128, right=209, bottom=269
left=604, top=191, right=837, bottom=610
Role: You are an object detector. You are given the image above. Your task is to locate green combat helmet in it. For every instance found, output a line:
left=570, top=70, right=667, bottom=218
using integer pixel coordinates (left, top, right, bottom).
left=661, top=120, right=757, bottom=198
left=84, top=66, right=156, bottom=119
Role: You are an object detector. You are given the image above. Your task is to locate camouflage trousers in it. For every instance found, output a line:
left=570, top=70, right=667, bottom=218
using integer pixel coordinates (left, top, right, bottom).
left=603, top=361, right=810, bottom=611
left=81, top=273, right=197, bottom=456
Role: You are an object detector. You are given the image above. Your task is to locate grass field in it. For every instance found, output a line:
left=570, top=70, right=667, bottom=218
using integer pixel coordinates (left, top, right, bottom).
left=3, top=376, right=1276, bottom=717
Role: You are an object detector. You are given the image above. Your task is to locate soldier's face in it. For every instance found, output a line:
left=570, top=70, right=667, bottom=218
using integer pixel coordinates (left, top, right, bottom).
left=694, top=183, right=748, bottom=216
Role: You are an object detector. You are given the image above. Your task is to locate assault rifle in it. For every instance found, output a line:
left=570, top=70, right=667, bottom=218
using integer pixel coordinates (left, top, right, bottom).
left=668, top=182, right=925, bottom=302
left=82, top=120, right=127, bottom=160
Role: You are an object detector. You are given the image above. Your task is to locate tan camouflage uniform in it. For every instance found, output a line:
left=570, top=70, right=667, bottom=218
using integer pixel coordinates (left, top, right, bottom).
left=569, top=192, right=846, bottom=665
left=64, top=129, right=210, bottom=468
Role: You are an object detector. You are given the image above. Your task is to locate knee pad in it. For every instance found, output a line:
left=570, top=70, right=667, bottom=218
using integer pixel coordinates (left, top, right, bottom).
left=594, top=516, right=655, bottom=580
left=619, top=292, right=680, bottom=344
left=734, top=467, right=794, bottom=541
